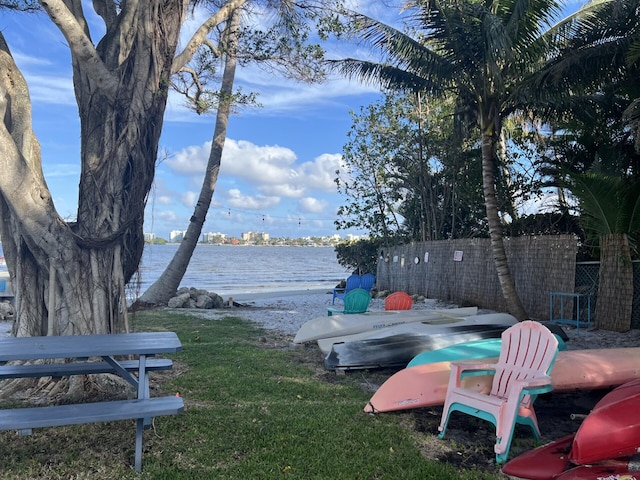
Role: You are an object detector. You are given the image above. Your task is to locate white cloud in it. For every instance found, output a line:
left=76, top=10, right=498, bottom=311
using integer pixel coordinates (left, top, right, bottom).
left=226, top=189, right=280, bottom=209
left=167, top=138, right=341, bottom=195
left=299, top=197, right=328, bottom=213
left=181, top=191, right=197, bottom=208
left=156, top=210, right=180, bottom=222
left=221, top=140, right=299, bottom=184
left=165, top=144, right=210, bottom=175
left=298, top=153, right=342, bottom=191
left=260, top=184, right=306, bottom=198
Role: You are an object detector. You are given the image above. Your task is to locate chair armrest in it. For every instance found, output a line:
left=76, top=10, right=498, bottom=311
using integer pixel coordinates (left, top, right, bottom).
left=511, top=375, right=554, bottom=396
left=333, top=288, right=345, bottom=294
left=450, top=360, right=497, bottom=376
left=449, top=361, right=497, bottom=389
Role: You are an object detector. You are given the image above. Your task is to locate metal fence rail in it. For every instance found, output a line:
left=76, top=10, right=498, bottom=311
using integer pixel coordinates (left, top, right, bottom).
left=575, top=261, right=640, bottom=328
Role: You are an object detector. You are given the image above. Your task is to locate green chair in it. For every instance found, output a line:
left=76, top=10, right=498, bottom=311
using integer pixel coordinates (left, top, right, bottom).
left=328, top=288, right=371, bottom=316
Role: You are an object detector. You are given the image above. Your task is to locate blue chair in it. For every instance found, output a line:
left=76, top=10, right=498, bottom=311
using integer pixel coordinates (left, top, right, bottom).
left=359, top=273, right=376, bottom=292
left=332, top=274, right=361, bottom=304
left=328, top=288, right=371, bottom=316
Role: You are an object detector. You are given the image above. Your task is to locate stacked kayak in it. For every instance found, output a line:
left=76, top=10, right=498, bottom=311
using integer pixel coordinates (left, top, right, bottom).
left=501, top=378, right=640, bottom=479
left=364, top=346, right=640, bottom=413
left=324, top=314, right=517, bottom=370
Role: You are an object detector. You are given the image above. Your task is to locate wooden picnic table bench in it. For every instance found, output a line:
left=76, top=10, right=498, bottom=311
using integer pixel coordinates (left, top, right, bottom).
left=0, top=331, right=184, bottom=472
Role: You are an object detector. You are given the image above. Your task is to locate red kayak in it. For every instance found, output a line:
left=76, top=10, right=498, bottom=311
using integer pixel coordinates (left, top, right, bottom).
left=503, top=437, right=640, bottom=480
left=570, top=378, right=640, bottom=465
left=501, top=379, right=640, bottom=479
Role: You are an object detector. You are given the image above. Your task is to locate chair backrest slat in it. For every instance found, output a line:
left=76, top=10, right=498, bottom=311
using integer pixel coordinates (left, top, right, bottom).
left=491, top=321, right=558, bottom=400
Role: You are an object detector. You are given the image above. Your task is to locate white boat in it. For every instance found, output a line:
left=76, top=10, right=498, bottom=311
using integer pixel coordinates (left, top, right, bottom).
left=316, top=312, right=516, bottom=354
left=293, top=306, right=478, bottom=344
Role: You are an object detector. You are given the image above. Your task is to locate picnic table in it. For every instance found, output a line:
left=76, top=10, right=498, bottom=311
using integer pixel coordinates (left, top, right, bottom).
left=0, top=331, right=184, bottom=472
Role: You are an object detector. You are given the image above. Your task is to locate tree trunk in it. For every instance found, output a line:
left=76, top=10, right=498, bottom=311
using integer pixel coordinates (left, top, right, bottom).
left=0, top=2, right=187, bottom=337
left=595, top=233, right=633, bottom=332
left=138, top=9, right=241, bottom=305
left=481, top=128, right=528, bottom=320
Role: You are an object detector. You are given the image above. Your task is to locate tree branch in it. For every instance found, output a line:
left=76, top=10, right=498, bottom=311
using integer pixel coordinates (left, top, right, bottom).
left=39, top=0, right=119, bottom=97
left=171, top=0, right=248, bottom=74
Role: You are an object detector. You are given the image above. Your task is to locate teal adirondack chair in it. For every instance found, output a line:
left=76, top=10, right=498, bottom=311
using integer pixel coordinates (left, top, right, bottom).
left=328, top=288, right=371, bottom=316
left=332, top=274, right=361, bottom=304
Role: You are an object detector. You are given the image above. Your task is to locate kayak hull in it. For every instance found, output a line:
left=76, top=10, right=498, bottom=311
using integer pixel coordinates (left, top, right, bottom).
left=324, top=321, right=515, bottom=371
left=502, top=379, right=640, bottom=479
left=293, top=307, right=479, bottom=343
left=365, top=347, right=640, bottom=413
left=318, top=313, right=517, bottom=355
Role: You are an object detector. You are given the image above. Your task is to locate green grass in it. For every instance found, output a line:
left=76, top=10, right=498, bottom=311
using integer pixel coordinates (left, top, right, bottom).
left=0, top=311, right=503, bottom=479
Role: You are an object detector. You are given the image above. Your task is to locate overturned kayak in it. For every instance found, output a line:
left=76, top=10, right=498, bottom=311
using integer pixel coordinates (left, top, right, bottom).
left=406, top=330, right=567, bottom=368
left=293, top=306, right=478, bottom=344
left=324, top=315, right=517, bottom=370
left=501, top=379, right=640, bottom=479
left=318, top=312, right=516, bottom=356
left=364, top=347, right=640, bottom=413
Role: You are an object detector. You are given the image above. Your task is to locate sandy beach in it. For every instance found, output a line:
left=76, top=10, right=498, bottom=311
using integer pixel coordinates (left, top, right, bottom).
left=185, top=289, right=640, bottom=350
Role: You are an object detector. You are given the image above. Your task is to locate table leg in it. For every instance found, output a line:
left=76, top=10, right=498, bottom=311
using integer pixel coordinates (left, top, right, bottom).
left=135, top=417, right=144, bottom=472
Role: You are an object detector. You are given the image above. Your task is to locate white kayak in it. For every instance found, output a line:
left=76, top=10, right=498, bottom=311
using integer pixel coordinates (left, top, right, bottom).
left=293, top=306, right=478, bottom=344
left=317, top=313, right=516, bottom=354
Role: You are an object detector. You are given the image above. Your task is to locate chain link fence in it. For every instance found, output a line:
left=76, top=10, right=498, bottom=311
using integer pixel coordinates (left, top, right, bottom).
left=575, top=261, right=640, bottom=328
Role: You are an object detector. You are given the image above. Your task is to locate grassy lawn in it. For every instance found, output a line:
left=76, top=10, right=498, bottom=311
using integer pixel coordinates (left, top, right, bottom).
left=0, top=311, right=503, bottom=479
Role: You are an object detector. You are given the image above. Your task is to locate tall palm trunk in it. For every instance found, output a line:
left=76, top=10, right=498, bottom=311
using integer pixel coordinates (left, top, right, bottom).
left=481, top=127, right=528, bottom=320
left=595, top=233, right=633, bottom=332
left=138, top=9, right=241, bottom=305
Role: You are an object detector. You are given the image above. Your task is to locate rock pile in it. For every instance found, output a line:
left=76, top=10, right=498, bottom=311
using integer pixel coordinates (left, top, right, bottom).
left=167, top=287, right=226, bottom=310
left=0, top=301, right=14, bottom=321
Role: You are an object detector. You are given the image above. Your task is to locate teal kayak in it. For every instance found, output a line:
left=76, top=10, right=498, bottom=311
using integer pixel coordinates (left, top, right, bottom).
left=406, top=334, right=567, bottom=368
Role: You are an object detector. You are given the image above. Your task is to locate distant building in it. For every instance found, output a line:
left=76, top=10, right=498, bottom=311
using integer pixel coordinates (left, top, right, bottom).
left=203, top=232, right=227, bottom=243
left=241, top=231, right=270, bottom=243
left=170, top=230, right=186, bottom=243
left=143, top=232, right=156, bottom=242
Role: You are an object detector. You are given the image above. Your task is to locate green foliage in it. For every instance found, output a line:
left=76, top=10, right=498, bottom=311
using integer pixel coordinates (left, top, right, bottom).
left=336, top=92, right=488, bottom=241
left=556, top=170, right=640, bottom=256
left=334, top=237, right=387, bottom=274
left=171, top=0, right=336, bottom=115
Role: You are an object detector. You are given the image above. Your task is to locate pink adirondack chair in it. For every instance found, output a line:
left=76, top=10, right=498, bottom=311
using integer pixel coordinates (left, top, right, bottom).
left=385, top=292, right=413, bottom=311
left=437, top=320, right=559, bottom=464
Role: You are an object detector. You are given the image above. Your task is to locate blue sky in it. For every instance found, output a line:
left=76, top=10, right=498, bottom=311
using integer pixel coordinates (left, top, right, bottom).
left=0, top=5, right=387, bottom=240
left=1, top=1, right=584, bottom=241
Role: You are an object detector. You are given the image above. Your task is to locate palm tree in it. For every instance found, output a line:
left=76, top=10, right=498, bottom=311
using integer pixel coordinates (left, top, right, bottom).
left=330, top=0, right=570, bottom=320
left=535, top=0, right=640, bottom=331
left=556, top=170, right=640, bottom=332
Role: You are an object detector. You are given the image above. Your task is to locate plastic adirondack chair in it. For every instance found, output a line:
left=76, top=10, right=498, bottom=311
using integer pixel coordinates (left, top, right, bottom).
left=437, top=320, right=559, bottom=464
left=385, top=292, right=413, bottom=311
left=332, top=274, right=361, bottom=304
left=359, top=273, right=376, bottom=292
left=328, top=288, right=371, bottom=316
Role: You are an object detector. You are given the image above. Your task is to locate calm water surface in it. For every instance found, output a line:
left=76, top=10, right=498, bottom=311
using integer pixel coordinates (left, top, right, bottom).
left=134, top=244, right=349, bottom=297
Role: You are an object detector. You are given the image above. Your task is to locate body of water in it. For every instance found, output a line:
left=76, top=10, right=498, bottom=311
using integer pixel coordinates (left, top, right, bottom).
left=133, top=244, right=349, bottom=297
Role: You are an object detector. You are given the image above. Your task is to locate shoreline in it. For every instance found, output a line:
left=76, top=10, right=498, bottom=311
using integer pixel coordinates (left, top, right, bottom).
left=4, top=289, right=640, bottom=351
left=187, top=291, right=640, bottom=351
